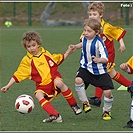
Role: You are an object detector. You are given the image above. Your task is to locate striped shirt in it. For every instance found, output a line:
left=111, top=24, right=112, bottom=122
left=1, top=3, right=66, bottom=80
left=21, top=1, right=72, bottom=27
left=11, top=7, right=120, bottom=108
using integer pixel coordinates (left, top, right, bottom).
left=80, top=35, right=108, bottom=75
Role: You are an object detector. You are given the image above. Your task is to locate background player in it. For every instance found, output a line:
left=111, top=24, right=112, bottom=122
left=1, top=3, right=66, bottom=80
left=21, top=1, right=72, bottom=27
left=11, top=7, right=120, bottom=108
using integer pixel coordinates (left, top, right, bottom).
left=120, top=56, right=133, bottom=128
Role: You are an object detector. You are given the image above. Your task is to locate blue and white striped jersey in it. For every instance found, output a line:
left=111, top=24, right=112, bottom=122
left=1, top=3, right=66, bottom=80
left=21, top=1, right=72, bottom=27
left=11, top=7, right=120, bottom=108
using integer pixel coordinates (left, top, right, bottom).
left=80, top=35, right=108, bottom=75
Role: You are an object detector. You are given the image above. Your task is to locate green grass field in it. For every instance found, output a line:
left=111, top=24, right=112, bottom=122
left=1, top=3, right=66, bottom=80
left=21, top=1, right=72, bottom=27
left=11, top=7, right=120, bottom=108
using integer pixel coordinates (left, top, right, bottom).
left=0, top=26, right=133, bottom=132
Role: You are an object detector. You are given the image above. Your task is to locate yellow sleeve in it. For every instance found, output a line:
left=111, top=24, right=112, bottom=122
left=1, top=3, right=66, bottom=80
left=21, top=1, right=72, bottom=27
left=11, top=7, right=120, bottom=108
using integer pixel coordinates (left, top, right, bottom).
left=52, top=54, right=64, bottom=65
left=13, top=56, right=31, bottom=82
left=127, top=56, right=133, bottom=70
left=102, top=20, right=126, bottom=41
left=44, top=50, right=64, bottom=66
left=80, top=31, right=84, bottom=42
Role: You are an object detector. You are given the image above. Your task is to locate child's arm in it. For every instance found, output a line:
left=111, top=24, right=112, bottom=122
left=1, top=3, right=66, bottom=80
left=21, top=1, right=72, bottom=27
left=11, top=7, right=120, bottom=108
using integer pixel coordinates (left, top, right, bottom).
left=69, top=42, right=82, bottom=52
left=64, top=42, right=82, bottom=59
left=1, top=77, right=16, bottom=92
left=118, top=38, right=126, bottom=53
left=92, top=56, right=108, bottom=63
left=120, top=63, right=129, bottom=71
left=120, top=62, right=133, bottom=74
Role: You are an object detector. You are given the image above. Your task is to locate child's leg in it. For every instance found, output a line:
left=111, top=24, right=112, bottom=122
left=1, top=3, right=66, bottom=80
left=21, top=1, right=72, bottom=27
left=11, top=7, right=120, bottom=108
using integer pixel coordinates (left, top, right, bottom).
left=94, top=87, right=103, bottom=100
left=102, top=90, right=113, bottom=120
left=123, top=84, right=133, bottom=128
left=75, top=77, right=91, bottom=113
left=112, top=71, right=132, bottom=87
left=35, top=91, right=59, bottom=117
left=75, top=83, right=89, bottom=103
left=55, top=79, right=82, bottom=115
left=61, top=87, right=82, bottom=115
left=61, top=87, right=77, bottom=106
left=39, top=98, right=59, bottom=117
left=91, top=70, right=132, bottom=103
left=130, top=100, right=133, bottom=121
left=39, top=98, right=63, bottom=123
left=103, top=95, right=113, bottom=112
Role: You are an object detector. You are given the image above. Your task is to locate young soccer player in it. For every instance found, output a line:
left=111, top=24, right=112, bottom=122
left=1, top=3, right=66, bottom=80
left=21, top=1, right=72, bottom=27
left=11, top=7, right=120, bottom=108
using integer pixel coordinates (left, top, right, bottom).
left=86, top=2, right=133, bottom=107
left=120, top=56, right=133, bottom=128
left=69, top=18, right=114, bottom=120
left=1, top=30, right=82, bottom=123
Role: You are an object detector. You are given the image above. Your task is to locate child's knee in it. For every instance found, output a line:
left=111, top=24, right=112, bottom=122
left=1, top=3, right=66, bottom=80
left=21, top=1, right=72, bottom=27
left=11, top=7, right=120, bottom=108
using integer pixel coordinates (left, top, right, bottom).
left=75, top=77, right=83, bottom=85
left=103, top=90, right=113, bottom=98
left=55, top=80, right=64, bottom=88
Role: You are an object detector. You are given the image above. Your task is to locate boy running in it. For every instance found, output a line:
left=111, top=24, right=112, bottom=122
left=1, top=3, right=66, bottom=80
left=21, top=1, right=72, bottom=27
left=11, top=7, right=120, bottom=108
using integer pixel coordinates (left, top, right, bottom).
left=70, top=18, right=114, bottom=120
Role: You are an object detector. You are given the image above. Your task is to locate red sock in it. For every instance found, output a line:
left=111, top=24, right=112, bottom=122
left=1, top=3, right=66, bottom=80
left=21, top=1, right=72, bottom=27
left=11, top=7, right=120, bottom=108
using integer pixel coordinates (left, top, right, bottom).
left=39, top=98, right=59, bottom=116
left=113, top=72, right=132, bottom=87
left=62, top=88, right=77, bottom=106
left=94, top=87, right=103, bottom=100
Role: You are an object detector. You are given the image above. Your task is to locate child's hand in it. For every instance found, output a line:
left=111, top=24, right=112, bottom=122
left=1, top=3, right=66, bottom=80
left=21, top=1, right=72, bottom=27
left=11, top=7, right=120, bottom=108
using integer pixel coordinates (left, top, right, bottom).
left=92, top=56, right=107, bottom=63
left=120, top=63, right=128, bottom=71
left=69, top=45, right=77, bottom=52
left=1, top=86, right=9, bottom=92
left=92, top=56, right=99, bottom=63
left=118, top=45, right=126, bottom=53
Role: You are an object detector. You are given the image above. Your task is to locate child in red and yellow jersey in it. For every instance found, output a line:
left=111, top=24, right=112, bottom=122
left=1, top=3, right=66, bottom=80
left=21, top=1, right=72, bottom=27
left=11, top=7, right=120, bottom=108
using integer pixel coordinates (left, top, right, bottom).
left=120, top=56, right=133, bottom=128
left=1, top=30, right=82, bottom=123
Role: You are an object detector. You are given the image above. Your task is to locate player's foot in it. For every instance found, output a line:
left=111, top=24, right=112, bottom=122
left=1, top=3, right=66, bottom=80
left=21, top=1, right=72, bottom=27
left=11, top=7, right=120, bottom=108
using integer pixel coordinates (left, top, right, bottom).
left=43, top=114, right=62, bottom=123
left=88, top=96, right=101, bottom=107
left=71, top=104, right=82, bottom=115
left=102, top=111, right=112, bottom=120
left=83, top=101, right=91, bottom=113
left=123, top=120, right=133, bottom=128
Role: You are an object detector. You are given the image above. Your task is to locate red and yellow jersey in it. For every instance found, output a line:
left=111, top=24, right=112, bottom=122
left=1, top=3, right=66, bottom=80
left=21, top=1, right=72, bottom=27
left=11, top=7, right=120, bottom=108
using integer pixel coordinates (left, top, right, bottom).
left=101, top=19, right=126, bottom=42
left=80, top=19, right=126, bottom=63
left=126, top=56, right=133, bottom=74
left=13, top=47, right=64, bottom=88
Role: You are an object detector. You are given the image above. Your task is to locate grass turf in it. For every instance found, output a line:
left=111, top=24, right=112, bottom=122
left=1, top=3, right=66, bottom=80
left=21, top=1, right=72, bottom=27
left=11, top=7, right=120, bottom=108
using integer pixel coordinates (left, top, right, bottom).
left=0, top=26, right=133, bottom=131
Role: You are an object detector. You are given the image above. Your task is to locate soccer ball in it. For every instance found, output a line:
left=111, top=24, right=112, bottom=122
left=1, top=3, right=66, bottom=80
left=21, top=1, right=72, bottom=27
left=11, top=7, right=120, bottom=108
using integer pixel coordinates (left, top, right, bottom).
left=4, top=21, right=12, bottom=27
left=15, top=94, right=35, bottom=114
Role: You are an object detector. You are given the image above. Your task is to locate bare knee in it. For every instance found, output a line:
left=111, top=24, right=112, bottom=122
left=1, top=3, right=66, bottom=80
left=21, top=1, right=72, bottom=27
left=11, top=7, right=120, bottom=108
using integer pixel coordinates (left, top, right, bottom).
left=55, top=79, right=64, bottom=88
left=35, top=91, right=45, bottom=101
left=75, top=77, right=84, bottom=85
left=103, top=90, right=113, bottom=98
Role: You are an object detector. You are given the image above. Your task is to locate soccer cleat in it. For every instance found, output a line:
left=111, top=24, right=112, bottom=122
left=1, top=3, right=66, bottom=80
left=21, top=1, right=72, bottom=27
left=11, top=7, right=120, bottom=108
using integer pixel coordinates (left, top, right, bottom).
left=123, top=120, right=133, bottom=128
left=71, top=104, right=82, bottom=115
left=88, top=96, right=101, bottom=107
left=83, top=101, right=91, bottom=113
left=102, top=111, right=112, bottom=120
left=43, top=114, right=62, bottom=123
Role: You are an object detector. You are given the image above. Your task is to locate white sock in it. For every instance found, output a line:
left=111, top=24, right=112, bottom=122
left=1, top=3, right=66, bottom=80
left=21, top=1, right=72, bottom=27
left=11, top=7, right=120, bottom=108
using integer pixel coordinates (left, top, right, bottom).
left=75, top=83, right=88, bottom=103
left=103, top=96, right=113, bottom=112
left=130, top=100, right=133, bottom=121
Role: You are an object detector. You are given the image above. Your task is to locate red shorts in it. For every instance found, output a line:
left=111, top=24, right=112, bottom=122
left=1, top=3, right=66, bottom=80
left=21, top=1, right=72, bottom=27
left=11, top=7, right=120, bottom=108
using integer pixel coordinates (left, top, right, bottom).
left=34, top=73, right=62, bottom=101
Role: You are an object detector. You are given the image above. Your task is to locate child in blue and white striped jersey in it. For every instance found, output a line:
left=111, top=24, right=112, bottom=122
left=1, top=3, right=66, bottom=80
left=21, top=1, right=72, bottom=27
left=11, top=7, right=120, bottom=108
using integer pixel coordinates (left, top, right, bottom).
left=69, top=18, right=114, bottom=120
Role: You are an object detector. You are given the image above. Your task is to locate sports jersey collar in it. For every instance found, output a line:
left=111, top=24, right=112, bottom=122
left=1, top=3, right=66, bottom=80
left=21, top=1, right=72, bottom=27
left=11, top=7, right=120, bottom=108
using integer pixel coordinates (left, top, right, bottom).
left=101, top=19, right=105, bottom=27
left=27, top=47, right=45, bottom=58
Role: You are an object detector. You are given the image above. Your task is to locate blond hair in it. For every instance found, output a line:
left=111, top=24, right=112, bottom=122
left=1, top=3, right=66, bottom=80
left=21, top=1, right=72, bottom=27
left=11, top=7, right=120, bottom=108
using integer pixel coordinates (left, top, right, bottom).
left=21, top=31, right=42, bottom=48
left=84, top=18, right=101, bottom=34
left=88, top=2, right=105, bottom=16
